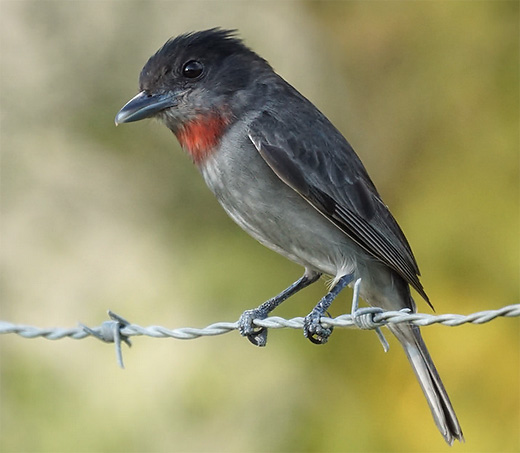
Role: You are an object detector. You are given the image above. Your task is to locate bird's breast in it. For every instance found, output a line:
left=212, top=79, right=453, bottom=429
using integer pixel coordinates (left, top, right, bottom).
left=198, top=123, right=359, bottom=277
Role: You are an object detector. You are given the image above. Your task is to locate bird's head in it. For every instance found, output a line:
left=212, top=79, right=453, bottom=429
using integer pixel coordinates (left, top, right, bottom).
left=115, top=28, right=271, bottom=162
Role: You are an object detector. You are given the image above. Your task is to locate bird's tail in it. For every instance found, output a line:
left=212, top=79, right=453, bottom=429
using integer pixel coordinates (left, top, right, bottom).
left=389, top=322, right=464, bottom=445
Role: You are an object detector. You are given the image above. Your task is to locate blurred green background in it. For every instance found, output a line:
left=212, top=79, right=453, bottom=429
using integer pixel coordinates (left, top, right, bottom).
left=1, top=1, right=518, bottom=452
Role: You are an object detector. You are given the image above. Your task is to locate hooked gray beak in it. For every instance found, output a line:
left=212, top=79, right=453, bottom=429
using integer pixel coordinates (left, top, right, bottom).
left=115, top=91, right=176, bottom=125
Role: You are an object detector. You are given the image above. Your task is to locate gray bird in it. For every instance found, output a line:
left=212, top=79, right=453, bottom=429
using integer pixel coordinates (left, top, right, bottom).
left=115, top=28, right=463, bottom=444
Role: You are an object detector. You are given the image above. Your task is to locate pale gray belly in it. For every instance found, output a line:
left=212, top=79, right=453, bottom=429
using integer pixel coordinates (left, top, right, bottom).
left=199, top=132, right=359, bottom=277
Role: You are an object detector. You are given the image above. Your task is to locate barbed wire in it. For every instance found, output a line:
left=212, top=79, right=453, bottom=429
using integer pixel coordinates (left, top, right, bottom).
left=2, top=301, right=519, bottom=368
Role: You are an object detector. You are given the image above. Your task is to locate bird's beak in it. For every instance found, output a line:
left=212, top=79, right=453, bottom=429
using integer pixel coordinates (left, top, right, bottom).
left=115, top=91, right=176, bottom=125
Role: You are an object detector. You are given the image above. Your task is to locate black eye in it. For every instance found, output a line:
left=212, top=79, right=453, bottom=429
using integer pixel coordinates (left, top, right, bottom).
left=182, top=60, right=203, bottom=79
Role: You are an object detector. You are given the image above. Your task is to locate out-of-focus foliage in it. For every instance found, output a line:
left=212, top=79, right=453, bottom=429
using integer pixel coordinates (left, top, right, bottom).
left=1, top=1, right=517, bottom=452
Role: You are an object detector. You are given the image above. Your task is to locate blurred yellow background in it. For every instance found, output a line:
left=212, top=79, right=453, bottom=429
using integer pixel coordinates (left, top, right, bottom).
left=1, top=1, right=518, bottom=452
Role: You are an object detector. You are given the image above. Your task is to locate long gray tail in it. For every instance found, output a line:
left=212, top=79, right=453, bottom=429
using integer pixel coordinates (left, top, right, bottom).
left=389, top=322, right=464, bottom=445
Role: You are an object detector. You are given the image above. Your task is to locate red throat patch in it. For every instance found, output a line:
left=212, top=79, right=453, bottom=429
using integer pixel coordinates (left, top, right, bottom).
left=176, top=113, right=231, bottom=164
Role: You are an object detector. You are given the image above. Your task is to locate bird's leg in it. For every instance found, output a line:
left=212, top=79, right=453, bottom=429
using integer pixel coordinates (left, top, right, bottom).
left=304, top=273, right=354, bottom=344
left=239, top=271, right=321, bottom=347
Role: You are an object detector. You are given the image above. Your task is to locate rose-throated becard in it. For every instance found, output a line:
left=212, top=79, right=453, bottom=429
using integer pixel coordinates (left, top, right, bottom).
left=115, top=28, right=463, bottom=444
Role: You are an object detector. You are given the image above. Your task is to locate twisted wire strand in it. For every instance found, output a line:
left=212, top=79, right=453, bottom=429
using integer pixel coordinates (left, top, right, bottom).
left=2, top=304, right=518, bottom=368
left=1, top=304, right=518, bottom=341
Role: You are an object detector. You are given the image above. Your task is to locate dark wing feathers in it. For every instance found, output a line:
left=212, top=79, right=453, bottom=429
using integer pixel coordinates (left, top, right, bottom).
left=249, top=108, right=430, bottom=305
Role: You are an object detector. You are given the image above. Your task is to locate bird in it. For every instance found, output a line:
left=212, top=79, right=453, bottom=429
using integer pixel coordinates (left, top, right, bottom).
left=115, top=28, right=463, bottom=444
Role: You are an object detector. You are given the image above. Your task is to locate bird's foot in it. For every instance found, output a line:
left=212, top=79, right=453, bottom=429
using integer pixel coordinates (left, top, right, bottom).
left=303, top=273, right=353, bottom=344
left=303, top=308, right=333, bottom=345
left=238, top=308, right=268, bottom=347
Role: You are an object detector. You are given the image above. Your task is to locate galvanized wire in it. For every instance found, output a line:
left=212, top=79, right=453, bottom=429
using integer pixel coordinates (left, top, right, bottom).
left=1, top=303, right=518, bottom=368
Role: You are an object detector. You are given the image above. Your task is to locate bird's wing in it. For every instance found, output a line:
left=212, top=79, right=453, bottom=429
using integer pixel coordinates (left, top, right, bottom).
left=248, top=109, right=430, bottom=305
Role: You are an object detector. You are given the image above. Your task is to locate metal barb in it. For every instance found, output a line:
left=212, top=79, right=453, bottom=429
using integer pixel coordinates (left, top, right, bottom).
left=1, top=303, right=519, bottom=369
left=350, top=278, right=390, bottom=352
left=80, top=311, right=132, bottom=369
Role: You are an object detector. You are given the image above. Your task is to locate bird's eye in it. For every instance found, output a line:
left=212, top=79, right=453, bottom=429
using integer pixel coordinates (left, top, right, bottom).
left=182, top=60, right=204, bottom=79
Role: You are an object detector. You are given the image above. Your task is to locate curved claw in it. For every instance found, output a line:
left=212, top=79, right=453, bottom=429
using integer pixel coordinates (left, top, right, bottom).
left=246, top=328, right=268, bottom=347
left=303, top=312, right=333, bottom=345
left=238, top=309, right=268, bottom=347
left=306, top=330, right=332, bottom=345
